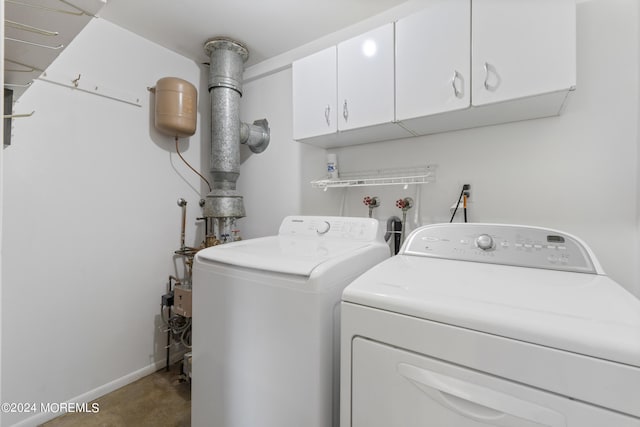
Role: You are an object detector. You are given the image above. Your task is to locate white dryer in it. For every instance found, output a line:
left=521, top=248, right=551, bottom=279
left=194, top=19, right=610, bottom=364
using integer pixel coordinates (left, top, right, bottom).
left=192, top=216, right=389, bottom=427
left=341, top=223, right=640, bottom=427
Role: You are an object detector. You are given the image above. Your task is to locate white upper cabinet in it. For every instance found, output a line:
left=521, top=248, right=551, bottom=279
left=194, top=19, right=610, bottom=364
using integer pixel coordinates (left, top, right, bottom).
left=292, top=0, right=576, bottom=146
left=471, top=0, right=576, bottom=106
left=293, top=23, right=412, bottom=147
left=396, top=0, right=471, bottom=121
left=397, top=0, right=575, bottom=136
left=337, top=23, right=396, bottom=131
left=292, top=46, right=337, bottom=140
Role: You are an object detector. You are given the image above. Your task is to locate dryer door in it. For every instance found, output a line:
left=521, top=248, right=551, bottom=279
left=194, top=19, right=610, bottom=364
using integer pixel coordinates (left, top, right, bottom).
left=350, top=338, right=638, bottom=427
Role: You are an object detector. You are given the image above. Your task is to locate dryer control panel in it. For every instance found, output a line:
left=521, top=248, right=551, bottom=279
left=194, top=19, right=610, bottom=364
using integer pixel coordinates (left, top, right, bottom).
left=402, top=223, right=600, bottom=274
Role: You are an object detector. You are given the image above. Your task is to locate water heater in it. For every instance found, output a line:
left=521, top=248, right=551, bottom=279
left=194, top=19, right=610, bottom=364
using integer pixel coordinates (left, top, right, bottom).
left=153, top=77, right=197, bottom=137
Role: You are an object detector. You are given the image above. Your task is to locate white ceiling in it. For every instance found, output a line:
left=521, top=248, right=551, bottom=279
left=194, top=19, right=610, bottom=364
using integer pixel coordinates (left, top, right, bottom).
left=98, top=0, right=409, bottom=67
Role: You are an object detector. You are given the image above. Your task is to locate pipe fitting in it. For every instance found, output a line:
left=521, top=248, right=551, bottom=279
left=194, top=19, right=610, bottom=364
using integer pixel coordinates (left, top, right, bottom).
left=205, top=37, right=248, bottom=94
left=240, top=119, right=270, bottom=153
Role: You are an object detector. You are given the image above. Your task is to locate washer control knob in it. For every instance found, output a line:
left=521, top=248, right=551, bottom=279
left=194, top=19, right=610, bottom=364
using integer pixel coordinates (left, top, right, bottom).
left=476, top=234, right=494, bottom=250
left=316, top=221, right=331, bottom=235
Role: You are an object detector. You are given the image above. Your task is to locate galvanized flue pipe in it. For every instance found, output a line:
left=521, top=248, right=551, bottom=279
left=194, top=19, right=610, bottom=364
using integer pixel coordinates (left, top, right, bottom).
left=203, top=37, right=270, bottom=239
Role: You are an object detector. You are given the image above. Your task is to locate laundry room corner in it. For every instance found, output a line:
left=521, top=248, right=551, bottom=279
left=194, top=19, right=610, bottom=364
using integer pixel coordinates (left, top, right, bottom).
left=280, top=0, right=640, bottom=296
left=1, top=16, right=206, bottom=426
left=0, top=3, right=5, bottom=420
left=637, top=0, right=640, bottom=298
left=238, top=68, right=344, bottom=239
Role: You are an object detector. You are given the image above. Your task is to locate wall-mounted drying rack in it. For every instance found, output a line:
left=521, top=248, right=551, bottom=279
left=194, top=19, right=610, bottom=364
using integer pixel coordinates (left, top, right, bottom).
left=4, top=0, right=107, bottom=101
left=311, top=165, right=436, bottom=190
left=5, top=0, right=97, bottom=17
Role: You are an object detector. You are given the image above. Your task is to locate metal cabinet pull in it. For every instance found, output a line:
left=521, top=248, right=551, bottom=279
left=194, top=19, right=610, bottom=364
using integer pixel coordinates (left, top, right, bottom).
left=483, top=62, right=499, bottom=91
left=343, top=100, right=349, bottom=122
left=324, top=104, right=331, bottom=126
left=451, top=70, right=463, bottom=98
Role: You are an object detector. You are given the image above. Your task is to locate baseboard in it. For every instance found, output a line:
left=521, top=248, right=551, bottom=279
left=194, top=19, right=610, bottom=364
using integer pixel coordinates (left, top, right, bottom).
left=8, top=353, right=186, bottom=427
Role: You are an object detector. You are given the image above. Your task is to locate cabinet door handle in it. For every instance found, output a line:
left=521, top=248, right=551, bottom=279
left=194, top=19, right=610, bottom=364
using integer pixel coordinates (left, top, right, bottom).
left=451, top=70, right=463, bottom=98
left=483, top=62, right=500, bottom=91
left=324, top=104, right=331, bottom=127
left=343, top=99, right=349, bottom=122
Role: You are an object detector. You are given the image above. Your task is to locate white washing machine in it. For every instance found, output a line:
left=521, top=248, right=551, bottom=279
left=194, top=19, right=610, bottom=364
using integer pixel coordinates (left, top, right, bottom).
left=191, top=215, right=389, bottom=427
left=341, top=223, right=640, bottom=427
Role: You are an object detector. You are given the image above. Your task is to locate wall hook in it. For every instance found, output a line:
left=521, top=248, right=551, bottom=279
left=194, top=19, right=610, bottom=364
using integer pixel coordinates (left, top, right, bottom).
left=72, top=74, right=81, bottom=87
left=5, top=19, right=59, bottom=36
left=58, top=0, right=98, bottom=17
left=4, top=110, right=35, bottom=119
left=5, top=37, right=64, bottom=50
left=4, top=58, right=44, bottom=73
left=4, top=81, right=33, bottom=88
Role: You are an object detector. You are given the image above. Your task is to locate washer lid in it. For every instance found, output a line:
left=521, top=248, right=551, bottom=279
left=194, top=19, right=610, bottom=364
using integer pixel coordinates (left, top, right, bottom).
left=196, top=235, right=376, bottom=276
left=343, top=255, right=640, bottom=367
left=196, top=216, right=385, bottom=276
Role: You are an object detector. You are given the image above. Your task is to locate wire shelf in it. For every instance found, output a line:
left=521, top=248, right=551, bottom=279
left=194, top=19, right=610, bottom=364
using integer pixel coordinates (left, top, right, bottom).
left=311, top=165, right=436, bottom=189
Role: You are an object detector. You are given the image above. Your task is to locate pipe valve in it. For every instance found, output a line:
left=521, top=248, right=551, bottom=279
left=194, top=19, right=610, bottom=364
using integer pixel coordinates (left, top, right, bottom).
left=363, top=196, right=380, bottom=218
left=395, top=197, right=413, bottom=212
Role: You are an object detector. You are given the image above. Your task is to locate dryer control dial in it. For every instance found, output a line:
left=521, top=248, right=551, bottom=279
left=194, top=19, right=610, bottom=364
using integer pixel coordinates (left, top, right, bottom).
left=475, top=234, right=494, bottom=250
left=316, top=221, right=331, bottom=235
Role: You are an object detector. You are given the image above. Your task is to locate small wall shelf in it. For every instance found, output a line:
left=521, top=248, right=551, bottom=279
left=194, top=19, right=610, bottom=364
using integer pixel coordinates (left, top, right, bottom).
left=311, top=165, right=436, bottom=189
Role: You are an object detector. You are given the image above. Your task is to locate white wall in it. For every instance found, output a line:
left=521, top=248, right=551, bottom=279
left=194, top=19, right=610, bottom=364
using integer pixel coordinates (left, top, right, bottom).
left=239, top=0, right=640, bottom=295
left=237, top=69, right=341, bottom=238
left=237, top=69, right=300, bottom=237
left=1, top=18, right=207, bottom=426
left=0, top=0, right=5, bottom=414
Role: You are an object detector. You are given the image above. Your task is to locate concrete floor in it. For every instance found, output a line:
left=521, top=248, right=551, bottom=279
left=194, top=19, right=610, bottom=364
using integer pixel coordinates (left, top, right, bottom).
left=40, top=363, right=190, bottom=427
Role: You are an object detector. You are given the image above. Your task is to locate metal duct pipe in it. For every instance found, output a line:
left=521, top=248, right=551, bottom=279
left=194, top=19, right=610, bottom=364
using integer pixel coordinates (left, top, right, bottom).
left=203, top=37, right=270, bottom=228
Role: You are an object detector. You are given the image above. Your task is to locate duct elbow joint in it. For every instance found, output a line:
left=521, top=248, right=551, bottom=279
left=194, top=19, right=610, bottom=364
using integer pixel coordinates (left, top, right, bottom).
left=240, top=119, right=270, bottom=154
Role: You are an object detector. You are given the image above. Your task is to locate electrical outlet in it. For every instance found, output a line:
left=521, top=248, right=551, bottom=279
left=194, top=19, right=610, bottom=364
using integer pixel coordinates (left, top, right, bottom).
left=450, top=200, right=472, bottom=212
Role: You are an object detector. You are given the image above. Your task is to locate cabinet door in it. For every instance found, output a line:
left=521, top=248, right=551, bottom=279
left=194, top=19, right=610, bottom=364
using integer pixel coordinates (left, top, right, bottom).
left=337, top=23, right=395, bottom=131
left=292, top=46, right=337, bottom=140
left=472, top=0, right=576, bottom=106
left=396, top=0, right=471, bottom=121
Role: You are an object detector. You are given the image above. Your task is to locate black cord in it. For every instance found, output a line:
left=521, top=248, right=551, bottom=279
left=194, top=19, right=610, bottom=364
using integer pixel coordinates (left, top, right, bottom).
left=449, top=187, right=465, bottom=223
left=463, top=195, right=468, bottom=223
